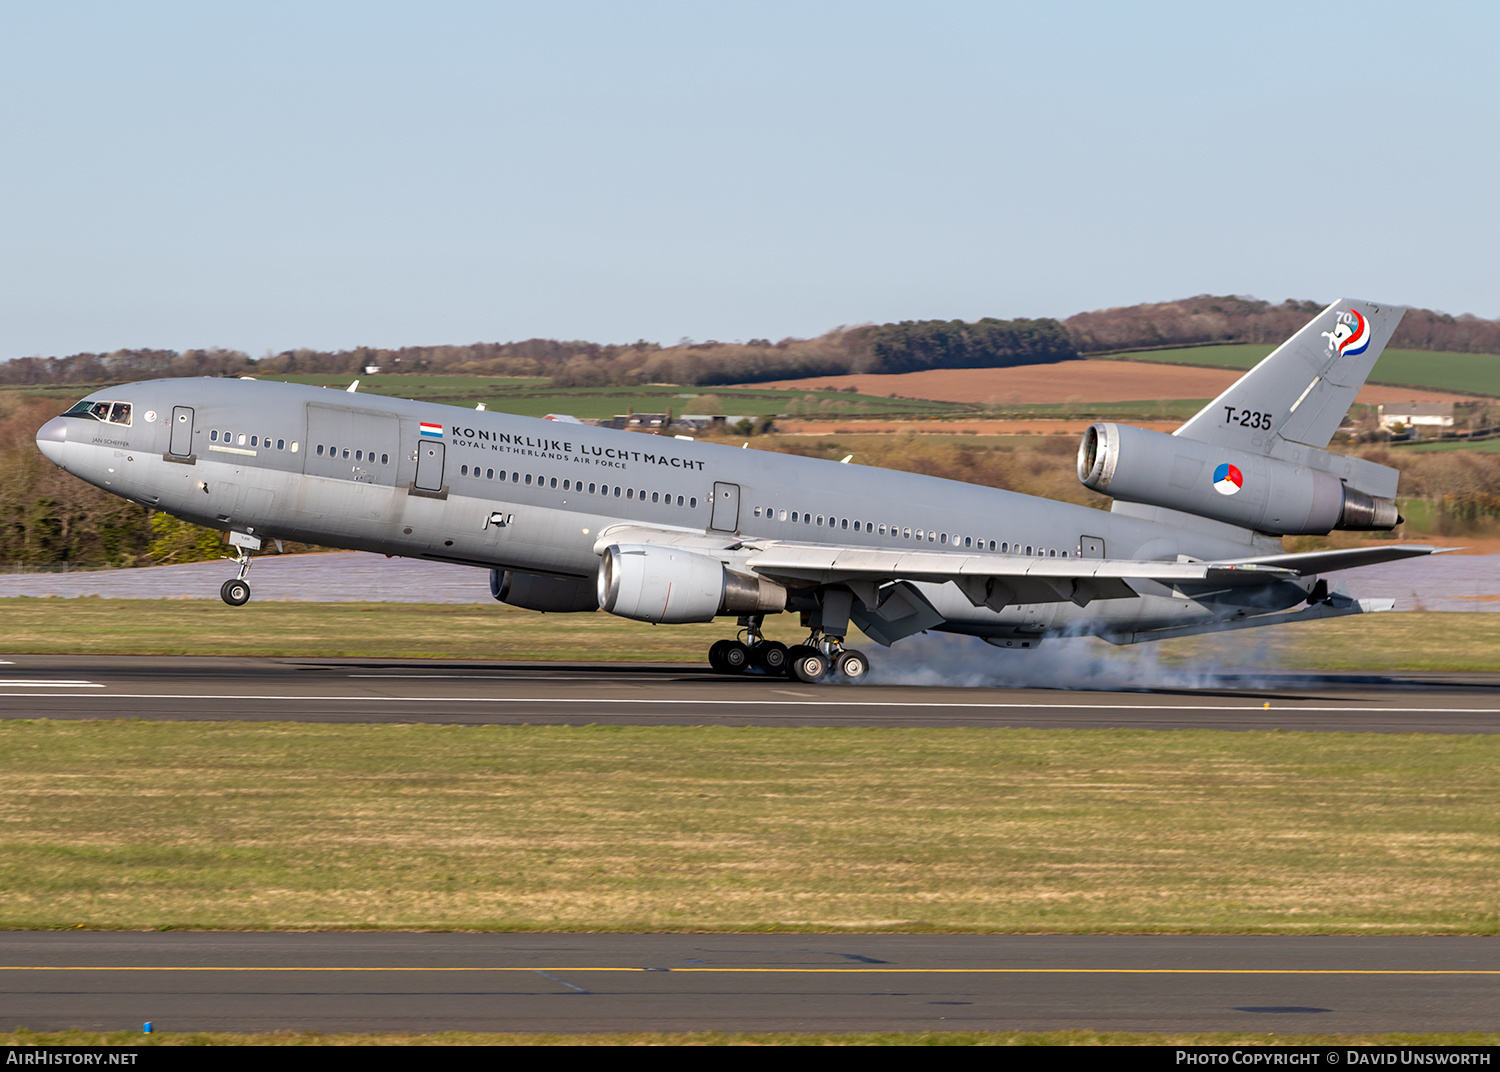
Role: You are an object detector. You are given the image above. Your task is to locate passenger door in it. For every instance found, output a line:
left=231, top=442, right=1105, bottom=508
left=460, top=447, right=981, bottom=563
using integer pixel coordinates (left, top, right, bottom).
left=710, top=482, right=740, bottom=532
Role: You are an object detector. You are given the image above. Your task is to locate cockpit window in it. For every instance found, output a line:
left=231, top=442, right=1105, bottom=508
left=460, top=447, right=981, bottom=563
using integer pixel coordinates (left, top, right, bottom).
left=62, top=400, right=132, bottom=426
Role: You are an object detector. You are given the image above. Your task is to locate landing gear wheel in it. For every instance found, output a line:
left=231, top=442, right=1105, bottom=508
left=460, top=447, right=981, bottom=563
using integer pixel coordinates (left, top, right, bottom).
left=708, top=639, right=731, bottom=672
left=753, top=641, right=789, bottom=675
left=791, top=649, right=830, bottom=684
left=721, top=640, right=751, bottom=673
left=220, top=578, right=251, bottom=606
left=835, top=649, right=870, bottom=683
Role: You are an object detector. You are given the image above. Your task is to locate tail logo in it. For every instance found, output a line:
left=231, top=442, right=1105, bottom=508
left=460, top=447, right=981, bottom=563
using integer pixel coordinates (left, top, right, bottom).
left=1212, top=462, right=1243, bottom=496
left=1321, top=309, right=1371, bottom=357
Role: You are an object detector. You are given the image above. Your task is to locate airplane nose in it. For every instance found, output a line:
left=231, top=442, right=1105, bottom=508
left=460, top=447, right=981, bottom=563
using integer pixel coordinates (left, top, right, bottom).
left=35, top=416, right=68, bottom=465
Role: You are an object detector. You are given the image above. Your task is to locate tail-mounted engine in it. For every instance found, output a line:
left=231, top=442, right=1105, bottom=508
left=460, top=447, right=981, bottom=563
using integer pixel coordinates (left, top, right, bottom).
left=1078, top=423, right=1399, bottom=535
left=597, top=544, right=787, bottom=624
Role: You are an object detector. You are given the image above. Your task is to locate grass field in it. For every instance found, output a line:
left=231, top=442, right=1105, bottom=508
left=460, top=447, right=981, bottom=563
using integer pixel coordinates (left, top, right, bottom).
left=1, top=720, right=1496, bottom=933
left=0, top=600, right=1496, bottom=671
left=252, top=373, right=961, bottom=421
left=1105, top=346, right=1500, bottom=397
left=1395, top=437, right=1500, bottom=453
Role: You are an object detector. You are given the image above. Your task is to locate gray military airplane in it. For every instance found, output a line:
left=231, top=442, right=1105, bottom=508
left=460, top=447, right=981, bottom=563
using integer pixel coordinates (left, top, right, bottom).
left=35, top=298, right=1438, bottom=683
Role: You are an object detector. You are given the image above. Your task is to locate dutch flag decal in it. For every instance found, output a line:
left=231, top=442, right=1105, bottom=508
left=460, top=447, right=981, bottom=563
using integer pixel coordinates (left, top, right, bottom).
left=420, top=422, right=444, bottom=439
left=1213, top=462, right=1243, bottom=496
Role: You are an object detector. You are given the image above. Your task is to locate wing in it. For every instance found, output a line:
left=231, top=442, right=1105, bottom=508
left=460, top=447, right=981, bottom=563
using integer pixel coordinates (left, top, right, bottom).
left=595, top=524, right=1443, bottom=611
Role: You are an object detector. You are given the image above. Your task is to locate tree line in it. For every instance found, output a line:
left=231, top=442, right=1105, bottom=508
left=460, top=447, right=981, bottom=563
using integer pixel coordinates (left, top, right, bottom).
left=7, top=296, right=1498, bottom=392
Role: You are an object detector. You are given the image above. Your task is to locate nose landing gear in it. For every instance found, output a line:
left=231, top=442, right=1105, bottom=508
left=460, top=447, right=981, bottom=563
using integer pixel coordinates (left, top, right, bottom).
left=219, top=532, right=263, bottom=606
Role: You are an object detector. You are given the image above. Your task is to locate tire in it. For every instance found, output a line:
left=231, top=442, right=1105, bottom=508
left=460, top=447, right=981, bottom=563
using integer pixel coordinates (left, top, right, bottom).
left=721, top=640, right=751, bottom=673
left=708, top=639, right=731, bottom=672
left=754, top=641, right=789, bottom=674
left=791, top=650, right=829, bottom=684
left=220, top=578, right=251, bottom=606
left=835, top=649, right=869, bottom=683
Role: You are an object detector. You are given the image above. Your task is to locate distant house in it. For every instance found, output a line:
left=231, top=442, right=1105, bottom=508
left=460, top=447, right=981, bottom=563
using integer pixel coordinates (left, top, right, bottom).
left=1378, top=402, right=1455, bottom=436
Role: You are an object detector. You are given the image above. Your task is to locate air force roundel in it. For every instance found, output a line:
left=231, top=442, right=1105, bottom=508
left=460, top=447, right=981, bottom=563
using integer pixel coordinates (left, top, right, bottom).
left=1213, top=462, right=1243, bottom=495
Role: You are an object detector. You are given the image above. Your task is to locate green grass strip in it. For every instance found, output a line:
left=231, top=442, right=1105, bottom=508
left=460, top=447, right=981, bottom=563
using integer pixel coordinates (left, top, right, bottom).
left=1, top=722, right=1496, bottom=933
left=1, top=601, right=1497, bottom=670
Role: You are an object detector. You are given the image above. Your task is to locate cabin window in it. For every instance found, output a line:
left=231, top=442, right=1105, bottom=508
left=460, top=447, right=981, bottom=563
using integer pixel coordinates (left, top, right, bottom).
left=589, top=483, right=596, bottom=493
left=964, top=536, right=972, bottom=548
left=652, top=492, right=660, bottom=503
left=677, top=495, right=685, bottom=506
left=690, top=497, right=697, bottom=508
left=251, top=436, right=259, bottom=447
left=550, top=477, right=558, bottom=488
left=940, top=533, right=947, bottom=544
left=779, top=509, right=787, bottom=521
left=316, top=445, right=325, bottom=456
left=278, top=439, right=286, bottom=450
left=354, top=449, right=362, bottom=461
left=525, top=474, right=532, bottom=485
left=210, top=430, right=218, bottom=442
left=486, top=468, right=494, bottom=479
left=841, top=518, right=849, bottom=530
left=1049, top=549, right=1057, bottom=557
left=753, top=506, right=761, bottom=517
left=238, top=434, right=247, bottom=446
left=614, top=486, right=622, bottom=497
left=816, top=515, right=824, bottom=526
left=290, top=442, right=299, bottom=452
left=460, top=465, right=468, bottom=476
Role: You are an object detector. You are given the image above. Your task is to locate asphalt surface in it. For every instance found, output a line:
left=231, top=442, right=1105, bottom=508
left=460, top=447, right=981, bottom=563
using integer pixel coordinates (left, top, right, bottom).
left=3, top=932, right=1497, bottom=1035
left=1, top=654, right=1499, bottom=732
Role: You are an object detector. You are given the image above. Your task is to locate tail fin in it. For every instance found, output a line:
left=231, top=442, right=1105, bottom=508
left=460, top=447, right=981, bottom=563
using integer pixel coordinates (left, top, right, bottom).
left=1174, top=298, right=1405, bottom=454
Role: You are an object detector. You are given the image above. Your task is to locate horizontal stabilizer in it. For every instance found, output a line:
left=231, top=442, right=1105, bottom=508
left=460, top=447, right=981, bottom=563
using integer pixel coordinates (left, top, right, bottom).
left=1231, top=544, right=1451, bottom=575
left=1101, top=594, right=1393, bottom=645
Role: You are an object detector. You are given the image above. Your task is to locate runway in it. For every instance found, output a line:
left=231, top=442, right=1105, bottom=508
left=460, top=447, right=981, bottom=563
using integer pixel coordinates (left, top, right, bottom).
left=4, top=932, right=1497, bottom=1035
left=0, top=654, right=1499, bottom=732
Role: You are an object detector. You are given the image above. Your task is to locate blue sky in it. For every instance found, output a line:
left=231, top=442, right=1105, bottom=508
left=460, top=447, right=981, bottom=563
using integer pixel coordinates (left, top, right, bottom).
left=2, top=1, right=1496, bottom=358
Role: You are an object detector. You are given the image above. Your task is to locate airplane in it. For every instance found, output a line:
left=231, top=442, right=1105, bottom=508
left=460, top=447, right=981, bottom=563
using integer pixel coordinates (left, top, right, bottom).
left=34, top=298, right=1441, bottom=684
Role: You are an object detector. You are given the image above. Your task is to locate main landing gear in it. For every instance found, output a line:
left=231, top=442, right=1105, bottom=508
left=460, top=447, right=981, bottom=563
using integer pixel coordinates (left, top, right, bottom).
left=707, top=617, right=869, bottom=684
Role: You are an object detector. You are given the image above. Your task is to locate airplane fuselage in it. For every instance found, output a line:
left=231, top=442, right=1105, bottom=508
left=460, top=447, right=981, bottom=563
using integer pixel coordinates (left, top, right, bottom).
left=36, top=376, right=1310, bottom=644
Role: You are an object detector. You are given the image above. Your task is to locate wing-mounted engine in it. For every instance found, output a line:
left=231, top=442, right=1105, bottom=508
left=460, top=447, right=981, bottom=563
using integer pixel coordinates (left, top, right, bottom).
left=491, top=568, right=600, bottom=612
left=1078, top=422, right=1399, bottom=536
left=597, top=543, right=787, bottom=624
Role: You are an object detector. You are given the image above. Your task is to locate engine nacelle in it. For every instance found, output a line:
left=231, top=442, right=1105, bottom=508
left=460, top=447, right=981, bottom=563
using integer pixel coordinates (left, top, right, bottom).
left=490, top=568, right=599, bottom=612
left=597, top=544, right=787, bottom=624
left=1078, top=423, right=1399, bottom=535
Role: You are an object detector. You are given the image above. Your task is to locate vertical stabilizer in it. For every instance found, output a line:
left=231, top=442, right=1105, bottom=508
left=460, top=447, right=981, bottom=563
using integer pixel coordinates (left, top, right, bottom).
left=1174, top=299, right=1405, bottom=453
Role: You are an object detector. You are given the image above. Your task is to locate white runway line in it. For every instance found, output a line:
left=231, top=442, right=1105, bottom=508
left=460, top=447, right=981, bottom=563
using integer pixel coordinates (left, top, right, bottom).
left=0, top=680, right=103, bottom=688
